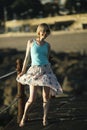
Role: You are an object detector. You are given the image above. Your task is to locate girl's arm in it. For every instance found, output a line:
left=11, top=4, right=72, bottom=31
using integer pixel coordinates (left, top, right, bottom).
left=21, top=40, right=32, bottom=74
left=48, top=43, right=51, bottom=59
left=48, top=43, right=53, bottom=63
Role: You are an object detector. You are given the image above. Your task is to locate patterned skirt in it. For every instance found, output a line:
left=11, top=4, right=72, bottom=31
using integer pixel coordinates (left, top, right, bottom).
left=16, top=64, right=63, bottom=95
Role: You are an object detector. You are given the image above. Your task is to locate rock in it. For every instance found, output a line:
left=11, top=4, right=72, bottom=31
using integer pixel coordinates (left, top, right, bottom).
left=62, top=60, right=87, bottom=95
left=0, top=49, right=87, bottom=118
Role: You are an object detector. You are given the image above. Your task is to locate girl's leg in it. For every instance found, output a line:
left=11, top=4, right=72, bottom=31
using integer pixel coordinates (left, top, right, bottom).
left=42, top=86, right=50, bottom=126
left=19, top=85, right=38, bottom=127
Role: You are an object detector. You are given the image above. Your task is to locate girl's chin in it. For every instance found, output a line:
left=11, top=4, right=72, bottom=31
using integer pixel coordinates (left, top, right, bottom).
left=42, top=36, right=47, bottom=39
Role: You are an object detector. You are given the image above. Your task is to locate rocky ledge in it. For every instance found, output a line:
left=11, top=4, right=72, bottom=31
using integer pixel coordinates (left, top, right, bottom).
left=0, top=48, right=87, bottom=127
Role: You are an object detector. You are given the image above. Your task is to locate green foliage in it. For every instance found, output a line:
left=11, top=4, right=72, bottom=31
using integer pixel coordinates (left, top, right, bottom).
left=0, top=0, right=43, bottom=20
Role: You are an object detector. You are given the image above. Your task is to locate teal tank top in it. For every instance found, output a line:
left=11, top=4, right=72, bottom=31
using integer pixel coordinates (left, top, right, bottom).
left=30, top=40, right=49, bottom=66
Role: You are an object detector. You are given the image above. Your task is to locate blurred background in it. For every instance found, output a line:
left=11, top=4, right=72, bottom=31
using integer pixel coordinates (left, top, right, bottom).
left=0, top=0, right=87, bottom=33
left=0, top=0, right=87, bottom=130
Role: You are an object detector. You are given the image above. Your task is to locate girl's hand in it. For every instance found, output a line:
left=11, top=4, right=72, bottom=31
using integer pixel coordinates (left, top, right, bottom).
left=17, top=72, right=24, bottom=78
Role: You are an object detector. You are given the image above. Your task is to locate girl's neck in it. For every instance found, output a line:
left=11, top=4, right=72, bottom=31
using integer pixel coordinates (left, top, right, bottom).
left=36, top=37, right=45, bottom=45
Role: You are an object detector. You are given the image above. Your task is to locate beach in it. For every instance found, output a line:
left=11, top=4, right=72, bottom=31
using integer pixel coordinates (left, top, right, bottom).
left=0, top=30, right=87, bottom=53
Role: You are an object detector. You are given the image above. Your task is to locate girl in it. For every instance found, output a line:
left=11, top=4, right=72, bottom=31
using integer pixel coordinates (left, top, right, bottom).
left=17, top=23, right=63, bottom=127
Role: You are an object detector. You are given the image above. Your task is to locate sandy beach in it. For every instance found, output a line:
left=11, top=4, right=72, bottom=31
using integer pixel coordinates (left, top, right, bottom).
left=0, top=30, right=87, bottom=53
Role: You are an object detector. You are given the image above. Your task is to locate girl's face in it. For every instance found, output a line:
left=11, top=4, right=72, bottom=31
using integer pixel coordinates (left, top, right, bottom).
left=39, top=30, right=48, bottom=39
left=39, top=31, right=47, bottom=39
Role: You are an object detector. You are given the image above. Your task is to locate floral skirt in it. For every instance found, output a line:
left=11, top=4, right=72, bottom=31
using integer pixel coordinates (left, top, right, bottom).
left=16, top=64, right=63, bottom=95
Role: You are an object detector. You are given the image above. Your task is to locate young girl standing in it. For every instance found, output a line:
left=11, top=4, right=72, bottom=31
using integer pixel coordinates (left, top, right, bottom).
left=17, top=23, right=63, bottom=127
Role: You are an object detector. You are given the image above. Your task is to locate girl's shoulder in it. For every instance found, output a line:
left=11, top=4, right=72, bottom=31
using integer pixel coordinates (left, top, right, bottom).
left=27, top=39, right=34, bottom=47
left=44, top=40, right=49, bottom=45
left=45, top=41, right=51, bottom=49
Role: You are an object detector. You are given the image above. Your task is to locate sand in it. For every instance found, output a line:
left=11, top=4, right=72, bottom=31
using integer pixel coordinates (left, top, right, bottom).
left=0, top=30, right=87, bottom=53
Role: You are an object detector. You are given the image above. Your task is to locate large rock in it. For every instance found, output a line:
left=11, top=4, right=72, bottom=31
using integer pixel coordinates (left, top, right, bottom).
left=0, top=49, right=87, bottom=118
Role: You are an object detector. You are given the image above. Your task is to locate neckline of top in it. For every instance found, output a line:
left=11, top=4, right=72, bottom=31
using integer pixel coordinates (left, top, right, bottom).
left=34, top=39, right=47, bottom=46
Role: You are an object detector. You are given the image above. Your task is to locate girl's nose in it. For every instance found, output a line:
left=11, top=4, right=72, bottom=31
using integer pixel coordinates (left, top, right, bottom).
left=42, top=32, right=46, bottom=36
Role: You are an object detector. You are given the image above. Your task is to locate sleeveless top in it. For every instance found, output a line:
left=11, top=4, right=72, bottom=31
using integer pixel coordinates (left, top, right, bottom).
left=30, top=40, right=49, bottom=66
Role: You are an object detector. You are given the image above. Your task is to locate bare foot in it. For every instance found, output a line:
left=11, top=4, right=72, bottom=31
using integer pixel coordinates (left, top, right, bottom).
left=19, top=119, right=25, bottom=127
left=43, top=118, right=48, bottom=126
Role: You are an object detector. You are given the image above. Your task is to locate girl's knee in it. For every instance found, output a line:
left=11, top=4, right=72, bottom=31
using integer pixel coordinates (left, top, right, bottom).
left=43, top=96, right=50, bottom=103
left=27, top=98, right=36, bottom=104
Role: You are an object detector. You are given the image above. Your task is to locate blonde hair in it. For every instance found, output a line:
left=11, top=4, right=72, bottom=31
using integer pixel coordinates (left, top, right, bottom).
left=36, top=23, right=51, bottom=36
